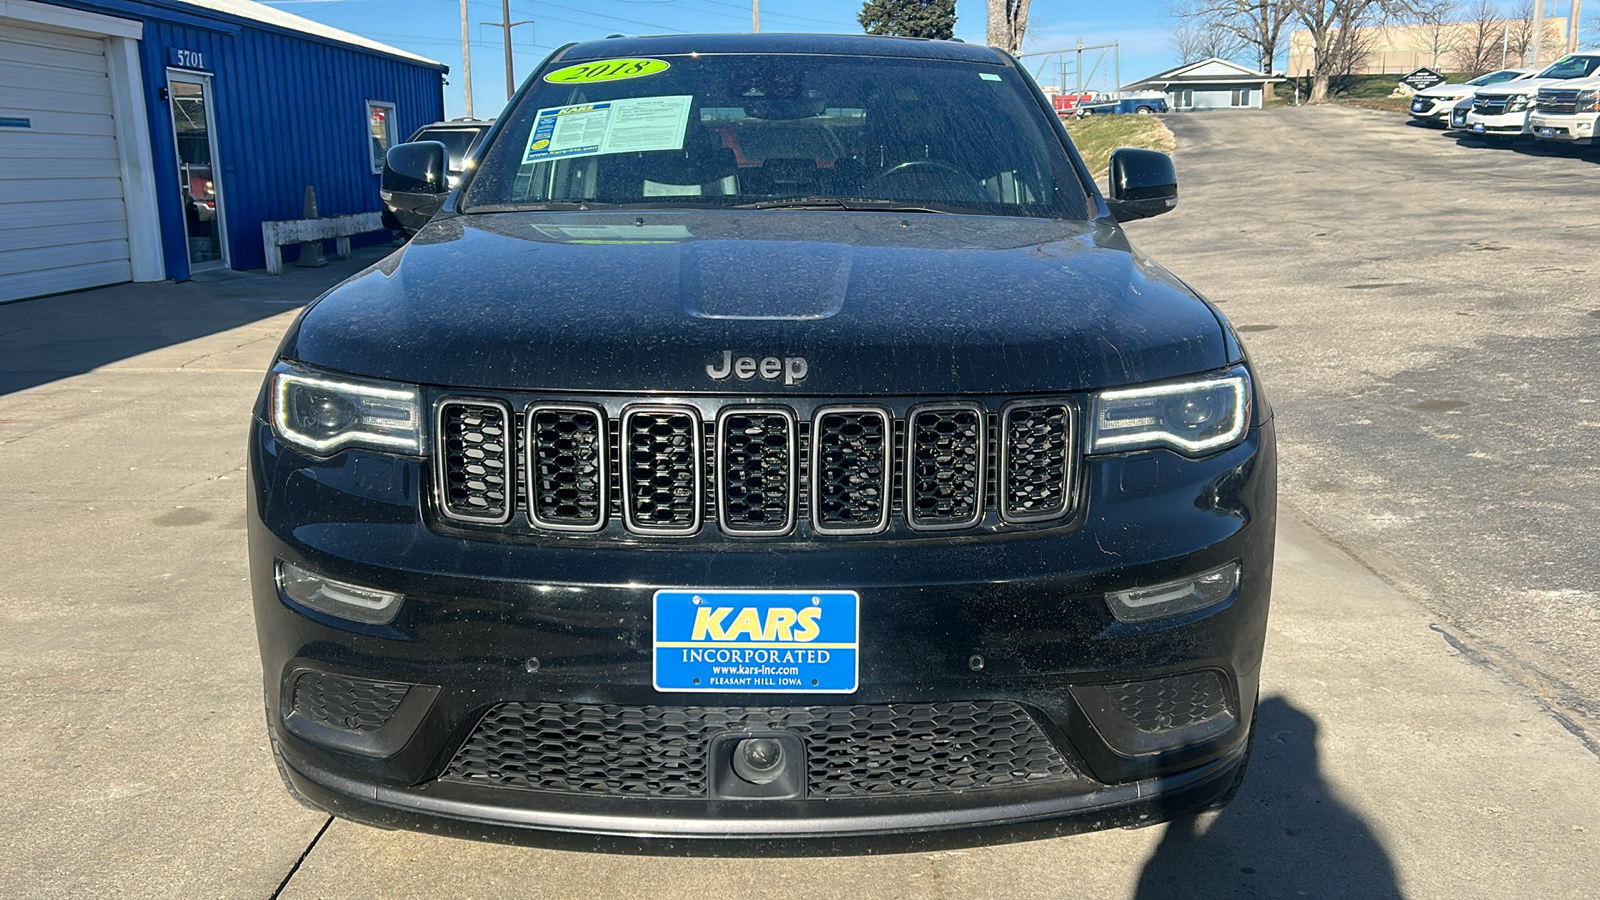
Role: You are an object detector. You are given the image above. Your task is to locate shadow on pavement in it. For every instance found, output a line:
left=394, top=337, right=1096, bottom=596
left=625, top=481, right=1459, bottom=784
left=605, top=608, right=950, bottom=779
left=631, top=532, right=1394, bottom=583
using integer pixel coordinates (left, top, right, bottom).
left=0, top=246, right=394, bottom=396
left=1134, top=697, right=1402, bottom=900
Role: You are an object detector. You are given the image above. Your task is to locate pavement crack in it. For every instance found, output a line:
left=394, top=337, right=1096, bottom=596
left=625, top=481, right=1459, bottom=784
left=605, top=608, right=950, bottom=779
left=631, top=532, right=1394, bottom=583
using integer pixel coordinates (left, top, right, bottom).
left=269, top=815, right=333, bottom=899
left=1286, top=502, right=1600, bottom=762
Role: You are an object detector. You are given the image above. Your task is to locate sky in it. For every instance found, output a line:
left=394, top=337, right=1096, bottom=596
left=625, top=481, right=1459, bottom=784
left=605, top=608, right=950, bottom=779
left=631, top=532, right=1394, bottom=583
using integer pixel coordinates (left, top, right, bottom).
left=260, top=0, right=1180, bottom=119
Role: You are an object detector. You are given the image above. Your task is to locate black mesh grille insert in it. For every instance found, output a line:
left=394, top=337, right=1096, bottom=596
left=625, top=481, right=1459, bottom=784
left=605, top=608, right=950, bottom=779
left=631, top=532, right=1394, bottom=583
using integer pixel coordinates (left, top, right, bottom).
left=718, top=410, right=795, bottom=534
left=1001, top=403, right=1073, bottom=522
left=812, top=408, right=890, bottom=533
left=291, top=673, right=409, bottom=734
left=623, top=408, right=701, bottom=534
left=437, top=400, right=512, bottom=523
left=442, top=701, right=1074, bottom=798
left=906, top=404, right=984, bottom=529
left=1103, top=671, right=1231, bottom=733
left=528, top=406, right=606, bottom=530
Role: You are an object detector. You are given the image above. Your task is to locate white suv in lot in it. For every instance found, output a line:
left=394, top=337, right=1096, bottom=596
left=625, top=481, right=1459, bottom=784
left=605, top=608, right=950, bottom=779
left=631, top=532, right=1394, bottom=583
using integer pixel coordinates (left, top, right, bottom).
left=1409, top=69, right=1533, bottom=125
left=1529, top=75, right=1600, bottom=145
left=1466, top=53, right=1600, bottom=140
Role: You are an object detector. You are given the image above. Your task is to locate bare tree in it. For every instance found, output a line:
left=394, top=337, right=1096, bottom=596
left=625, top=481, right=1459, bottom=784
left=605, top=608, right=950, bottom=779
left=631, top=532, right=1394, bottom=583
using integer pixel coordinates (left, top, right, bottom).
left=1414, top=0, right=1462, bottom=70
left=1448, top=0, right=1505, bottom=73
left=1169, top=1, right=1297, bottom=76
left=1170, top=12, right=1252, bottom=63
left=1291, top=0, right=1408, bottom=103
left=1506, top=0, right=1564, bottom=65
left=986, top=0, right=1031, bottom=53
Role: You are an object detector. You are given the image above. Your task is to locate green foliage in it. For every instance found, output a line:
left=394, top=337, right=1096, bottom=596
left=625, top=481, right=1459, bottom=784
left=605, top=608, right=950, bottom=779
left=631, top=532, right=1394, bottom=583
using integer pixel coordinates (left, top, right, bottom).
left=857, top=0, right=957, bottom=40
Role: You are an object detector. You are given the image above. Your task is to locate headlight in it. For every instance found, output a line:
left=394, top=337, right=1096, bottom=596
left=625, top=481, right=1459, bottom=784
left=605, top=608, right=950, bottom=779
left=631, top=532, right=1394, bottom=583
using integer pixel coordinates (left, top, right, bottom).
left=269, top=361, right=423, bottom=456
left=1506, top=94, right=1530, bottom=112
left=1579, top=90, right=1600, bottom=111
left=1089, top=369, right=1251, bottom=456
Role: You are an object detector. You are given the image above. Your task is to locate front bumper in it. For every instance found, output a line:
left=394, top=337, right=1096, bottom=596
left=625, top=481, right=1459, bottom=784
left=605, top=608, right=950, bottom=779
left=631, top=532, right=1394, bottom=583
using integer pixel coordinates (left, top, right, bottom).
left=1409, top=98, right=1461, bottom=122
left=1466, top=110, right=1531, bottom=136
left=1528, top=112, right=1600, bottom=144
left=249, top=414, right=1277, bottom=849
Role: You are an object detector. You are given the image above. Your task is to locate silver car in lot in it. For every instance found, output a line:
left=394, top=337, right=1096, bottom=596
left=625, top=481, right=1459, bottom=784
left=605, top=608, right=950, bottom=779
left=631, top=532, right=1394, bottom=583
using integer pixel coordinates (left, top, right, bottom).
left=1409, top=69, right=1533, bottom=126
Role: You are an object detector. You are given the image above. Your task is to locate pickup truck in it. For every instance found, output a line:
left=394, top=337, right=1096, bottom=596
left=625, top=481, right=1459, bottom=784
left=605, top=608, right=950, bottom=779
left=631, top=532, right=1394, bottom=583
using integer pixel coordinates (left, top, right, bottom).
left=1075, top=96, right=1168, bottom=116
left=1528, top=75, right=1600, bottom=145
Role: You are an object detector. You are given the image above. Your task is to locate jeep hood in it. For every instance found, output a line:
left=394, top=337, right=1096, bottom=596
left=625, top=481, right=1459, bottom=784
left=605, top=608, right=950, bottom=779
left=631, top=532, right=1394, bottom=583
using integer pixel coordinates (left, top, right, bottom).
left=281, top=211, right=1230, bottom=395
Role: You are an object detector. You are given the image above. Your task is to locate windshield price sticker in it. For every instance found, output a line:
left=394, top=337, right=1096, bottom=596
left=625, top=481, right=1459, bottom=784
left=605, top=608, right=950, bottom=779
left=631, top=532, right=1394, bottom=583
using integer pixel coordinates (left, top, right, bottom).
left=523, top=95, right=693, bottom=163
left=544, top=58, right=670, bottom=85
left=653, top=589, right=859, bottom=693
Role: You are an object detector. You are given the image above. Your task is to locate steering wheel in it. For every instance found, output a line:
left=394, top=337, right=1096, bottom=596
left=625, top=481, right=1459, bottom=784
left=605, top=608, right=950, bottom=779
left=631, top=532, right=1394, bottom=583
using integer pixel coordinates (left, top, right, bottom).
left=869, top=160, right=995, bottom=204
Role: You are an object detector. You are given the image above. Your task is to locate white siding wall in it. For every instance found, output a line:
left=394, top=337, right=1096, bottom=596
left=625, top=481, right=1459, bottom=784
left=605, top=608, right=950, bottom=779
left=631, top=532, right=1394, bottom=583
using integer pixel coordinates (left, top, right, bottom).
left=0, top=24, right=132, bottom=301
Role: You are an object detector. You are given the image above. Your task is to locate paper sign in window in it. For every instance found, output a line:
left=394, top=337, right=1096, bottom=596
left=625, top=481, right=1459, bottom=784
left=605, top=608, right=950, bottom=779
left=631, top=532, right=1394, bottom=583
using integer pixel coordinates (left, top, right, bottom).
left=524, top=95, right=694, bottom=164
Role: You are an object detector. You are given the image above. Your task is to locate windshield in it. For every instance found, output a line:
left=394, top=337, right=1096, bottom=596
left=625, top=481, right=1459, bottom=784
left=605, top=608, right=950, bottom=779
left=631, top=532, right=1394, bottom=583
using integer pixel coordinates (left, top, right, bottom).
left=463, top=53, right=1088, bottom=218
left=1536, top=55, right=1600, bottom=80
left=1470, top=70, right=1522, bottom=86
left=413, top=128, right=484, bottom=170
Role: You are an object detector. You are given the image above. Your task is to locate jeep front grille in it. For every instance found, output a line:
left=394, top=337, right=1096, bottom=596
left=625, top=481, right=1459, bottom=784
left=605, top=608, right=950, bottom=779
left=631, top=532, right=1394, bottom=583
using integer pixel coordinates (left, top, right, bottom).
left=716, top=408, right=796, bottom=535
left=812, top=407, right=892, bottom=534
left=436, top=399, right=514, bottom=524
left=527, top=405, right=607, bottom=531
left=622, top=407, right=702, bottom=535
left=434, top=397, right=1079, bottom=538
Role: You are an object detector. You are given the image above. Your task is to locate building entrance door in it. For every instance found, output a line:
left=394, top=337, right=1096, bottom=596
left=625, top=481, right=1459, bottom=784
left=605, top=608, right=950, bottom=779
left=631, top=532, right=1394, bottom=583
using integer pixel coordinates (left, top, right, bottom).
left=167, top=71, right=227, bottom=269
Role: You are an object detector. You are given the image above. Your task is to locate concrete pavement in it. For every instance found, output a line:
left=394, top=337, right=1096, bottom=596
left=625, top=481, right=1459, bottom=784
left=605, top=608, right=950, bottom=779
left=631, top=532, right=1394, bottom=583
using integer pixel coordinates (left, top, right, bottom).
left=3, top=117, right=1599, bottom=896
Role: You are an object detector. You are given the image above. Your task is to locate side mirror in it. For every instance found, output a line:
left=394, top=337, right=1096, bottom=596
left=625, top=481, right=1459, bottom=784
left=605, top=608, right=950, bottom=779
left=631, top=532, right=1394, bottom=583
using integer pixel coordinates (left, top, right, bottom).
left=1106, top=148, right=1178, bottom=222
left=381, top=141, right=449, bottom=236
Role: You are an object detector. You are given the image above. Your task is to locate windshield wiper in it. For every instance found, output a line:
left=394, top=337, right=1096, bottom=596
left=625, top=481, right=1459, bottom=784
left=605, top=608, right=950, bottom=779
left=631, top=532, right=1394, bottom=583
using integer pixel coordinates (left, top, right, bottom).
left=734, top=197, right=959, bottom=214
left=466, top=200, right=623, bottom=212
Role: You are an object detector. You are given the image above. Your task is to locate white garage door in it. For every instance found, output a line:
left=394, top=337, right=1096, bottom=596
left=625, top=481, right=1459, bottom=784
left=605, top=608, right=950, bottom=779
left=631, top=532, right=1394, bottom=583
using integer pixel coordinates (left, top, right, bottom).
left=0, top=24, right=132, bottom=302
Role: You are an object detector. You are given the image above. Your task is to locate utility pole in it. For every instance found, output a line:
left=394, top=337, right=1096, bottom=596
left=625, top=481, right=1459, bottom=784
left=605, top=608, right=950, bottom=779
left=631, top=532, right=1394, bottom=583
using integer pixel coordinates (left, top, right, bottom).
left=483, top=0, right=535, bottom=101
left=459, top=0, right=473, bottom=119
left=1571, top=0, right=1584, bottom=53
left=753, top=0, right=760, bottom=33
left=1529, top=0, right=1545, bottom=68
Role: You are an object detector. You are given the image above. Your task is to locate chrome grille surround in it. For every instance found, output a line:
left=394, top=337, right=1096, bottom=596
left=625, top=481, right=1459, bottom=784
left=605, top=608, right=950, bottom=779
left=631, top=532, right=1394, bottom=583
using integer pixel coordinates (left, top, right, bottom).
left=433, top=396, right=1084, bottom=538
left=715, top=406, right=797, bottom=536
left=620, top=405, right=703, bottom=536
left=1473, top=96, right=1508, bottom=115
left=998, top=399, right=1077, bottom=523
left=526, top=403, right=608, bottom=532
left=810, top=406, right=893, bottom=535
left=434, top=398, right=515, bottom=525
left=904, top=401, right=985, bottom=531
left=1536, top=89, right=1579, bottom=115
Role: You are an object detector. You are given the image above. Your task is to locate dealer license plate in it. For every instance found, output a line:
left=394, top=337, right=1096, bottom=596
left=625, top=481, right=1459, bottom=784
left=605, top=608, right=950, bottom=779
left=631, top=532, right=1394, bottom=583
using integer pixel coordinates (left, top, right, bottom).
left=1537, top=127, right=1556, bottom=138
left=1472, top=123, right=1485, bottom=132
left=653, top=589, right=859, bottom=693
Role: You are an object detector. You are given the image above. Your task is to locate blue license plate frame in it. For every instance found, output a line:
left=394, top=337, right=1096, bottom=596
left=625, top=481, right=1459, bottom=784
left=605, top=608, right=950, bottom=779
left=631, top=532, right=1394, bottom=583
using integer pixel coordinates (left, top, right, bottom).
left=652, top=589, right=860, bottom=693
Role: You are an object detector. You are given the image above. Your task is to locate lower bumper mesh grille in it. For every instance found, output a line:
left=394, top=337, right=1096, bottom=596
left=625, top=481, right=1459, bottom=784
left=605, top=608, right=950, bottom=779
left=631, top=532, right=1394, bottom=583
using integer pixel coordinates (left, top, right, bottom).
left=442, top=701, right=1075, bottom=799
left=291, top=673, right=409, bottom=734
left=1102, top=671, right=1231, bottom=733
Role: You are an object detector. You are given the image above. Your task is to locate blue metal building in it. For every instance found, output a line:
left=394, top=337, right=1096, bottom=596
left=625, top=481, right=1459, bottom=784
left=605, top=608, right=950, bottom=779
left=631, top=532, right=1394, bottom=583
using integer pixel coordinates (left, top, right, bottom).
left=1, top=0, right=445, bottom=300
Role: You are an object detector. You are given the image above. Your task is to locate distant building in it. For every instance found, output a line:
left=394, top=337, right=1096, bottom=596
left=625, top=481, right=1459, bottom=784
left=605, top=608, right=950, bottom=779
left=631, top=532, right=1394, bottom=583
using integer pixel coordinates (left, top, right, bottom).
left=2, top=0, right=446, bottom=302
left=1286, top=19, right=1569, bottom=77
left=1122, top=58, right=1282, bottom=111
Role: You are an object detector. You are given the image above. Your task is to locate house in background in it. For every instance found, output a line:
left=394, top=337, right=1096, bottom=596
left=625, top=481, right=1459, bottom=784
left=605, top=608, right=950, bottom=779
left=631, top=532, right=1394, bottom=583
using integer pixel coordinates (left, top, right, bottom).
left=1, top=0, right=446, bottom=303
left=1123, top=58, right=1283, bottom=111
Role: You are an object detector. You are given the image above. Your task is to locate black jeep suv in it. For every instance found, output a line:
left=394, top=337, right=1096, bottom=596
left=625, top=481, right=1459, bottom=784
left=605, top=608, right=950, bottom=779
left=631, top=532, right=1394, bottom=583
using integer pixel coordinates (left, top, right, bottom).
left=251, top=33, right=1276, bottom=851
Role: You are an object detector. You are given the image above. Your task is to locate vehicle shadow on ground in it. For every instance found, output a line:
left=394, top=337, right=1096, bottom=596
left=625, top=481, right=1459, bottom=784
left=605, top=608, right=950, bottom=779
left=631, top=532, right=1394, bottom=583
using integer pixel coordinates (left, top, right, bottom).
left=1133, top=696, right=1402, bottom=900
left=0, top=246, right=393, bottom=397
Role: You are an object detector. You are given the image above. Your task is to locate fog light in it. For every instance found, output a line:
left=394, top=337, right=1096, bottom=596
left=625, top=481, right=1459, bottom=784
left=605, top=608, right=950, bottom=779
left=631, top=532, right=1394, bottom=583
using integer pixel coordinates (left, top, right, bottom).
left=276, top=560, right=402, bottom=625
left=732, top=737, right=785, bottom=785
left=1107, top=561, right=1240, bottom=623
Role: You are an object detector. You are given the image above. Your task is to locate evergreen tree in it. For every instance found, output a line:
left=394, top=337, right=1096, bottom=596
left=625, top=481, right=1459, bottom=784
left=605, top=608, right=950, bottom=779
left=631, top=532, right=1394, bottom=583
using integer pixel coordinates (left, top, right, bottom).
left=858, top=0, right=958, bottom=40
